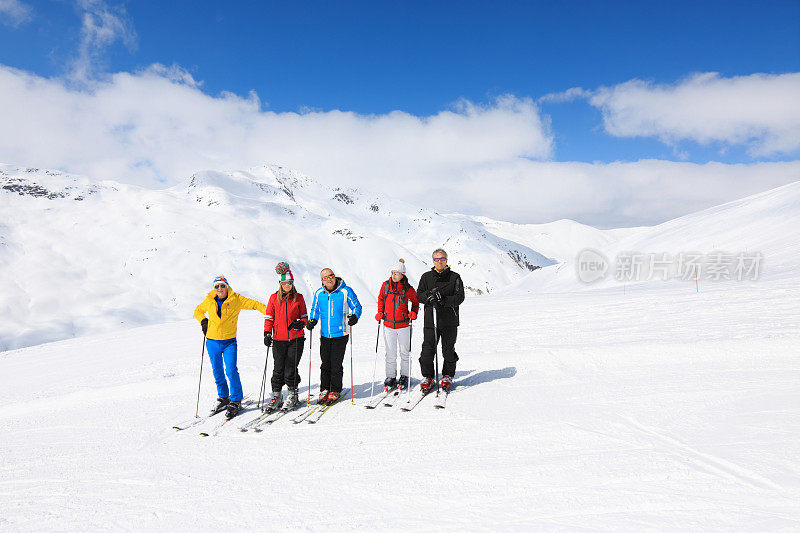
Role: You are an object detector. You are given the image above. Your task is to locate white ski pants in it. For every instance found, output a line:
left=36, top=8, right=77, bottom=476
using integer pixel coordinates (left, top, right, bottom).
left=383, top=325, right=411, bottom=378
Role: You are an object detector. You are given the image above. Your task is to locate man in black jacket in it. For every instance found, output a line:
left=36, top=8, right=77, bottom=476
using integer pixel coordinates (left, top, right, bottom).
left=416, top=247, right=465, bottom=393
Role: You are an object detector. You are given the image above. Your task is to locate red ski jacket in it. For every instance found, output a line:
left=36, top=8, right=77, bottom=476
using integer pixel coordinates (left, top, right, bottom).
left=264, top=292, right=308, bottom=341
left=377, top=279, right=419, bottom=329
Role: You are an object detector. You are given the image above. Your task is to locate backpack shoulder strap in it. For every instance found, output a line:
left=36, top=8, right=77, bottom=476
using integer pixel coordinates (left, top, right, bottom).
left=381, top=280, right=390, bottom=306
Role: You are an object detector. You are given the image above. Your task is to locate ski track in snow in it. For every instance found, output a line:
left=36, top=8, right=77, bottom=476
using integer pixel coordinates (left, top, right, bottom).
left=1, top=274, right=799, bottom=530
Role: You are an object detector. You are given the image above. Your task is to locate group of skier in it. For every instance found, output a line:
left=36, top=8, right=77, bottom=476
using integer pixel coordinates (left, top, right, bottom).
left=193, top=248, right=465, bottom=419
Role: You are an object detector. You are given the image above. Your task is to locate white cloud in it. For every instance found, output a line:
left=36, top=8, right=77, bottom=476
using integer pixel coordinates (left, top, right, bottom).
left=451, top=159, right=800, bottom=227
left=0, top=0, right=32, bottom=27
left=70, top=0, right=137, bottom=83
left=1, top=64, right=798, bottom=228
left=589, top=72, right=800, bottom=156
left=538, top=87, right=591, bottom=104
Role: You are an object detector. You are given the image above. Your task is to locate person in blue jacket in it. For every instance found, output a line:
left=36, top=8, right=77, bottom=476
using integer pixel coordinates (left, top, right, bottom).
left=306, top=267, right=362, bottom=403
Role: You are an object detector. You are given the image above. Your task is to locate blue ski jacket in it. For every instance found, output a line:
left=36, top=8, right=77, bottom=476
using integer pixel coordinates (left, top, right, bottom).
left=310, top=277, right=363, bottom=338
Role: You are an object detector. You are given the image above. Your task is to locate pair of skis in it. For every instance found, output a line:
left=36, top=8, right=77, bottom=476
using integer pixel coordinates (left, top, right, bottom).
left=292, top=388, right=350, bottom=424
left=239, top=400, right=301, bottom=432
left=172, top=396, right=253, bottom=433
left=364, top=385, right=402, bottom=408
left=402, top=388, right=449, bottom=410
left=364, top=385, right=450, bottom=411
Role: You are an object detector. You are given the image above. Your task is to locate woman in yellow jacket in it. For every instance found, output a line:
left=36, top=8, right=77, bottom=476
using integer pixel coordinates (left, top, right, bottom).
left=194, top=275, right=267, bottom=418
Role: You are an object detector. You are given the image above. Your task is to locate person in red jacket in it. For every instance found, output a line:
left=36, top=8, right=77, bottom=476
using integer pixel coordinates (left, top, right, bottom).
left=374, top=259, right=419, bottom=391
left=263, top=269, right=308, bottom=410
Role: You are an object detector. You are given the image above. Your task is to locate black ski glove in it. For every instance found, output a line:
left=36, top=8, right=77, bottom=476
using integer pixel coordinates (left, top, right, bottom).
left=263, top=331, right=272, bottom=347
left=289, top=319, right=305, bottom=330
left=347, top=314, right=359, bottom=326
left=200, top=318, right=208, bottom=336
left=427, top=288, right=442, bottom=304
left=306, top=319, right=318, bottom=331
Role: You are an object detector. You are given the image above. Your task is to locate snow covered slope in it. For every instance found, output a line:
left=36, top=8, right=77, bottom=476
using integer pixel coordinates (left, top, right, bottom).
left=469, top=215, right=645, bottom=263
left=512, top=180, right=800, bottom=293
left=0, top=163, right=553, bottom=351
left=1, top=270, right=798, bottom=530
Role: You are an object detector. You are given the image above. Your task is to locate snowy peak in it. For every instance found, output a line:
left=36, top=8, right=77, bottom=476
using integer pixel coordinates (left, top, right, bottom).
left=0, top=164, right=101, bottom=201
left=0, top=162, right=555, bottom=351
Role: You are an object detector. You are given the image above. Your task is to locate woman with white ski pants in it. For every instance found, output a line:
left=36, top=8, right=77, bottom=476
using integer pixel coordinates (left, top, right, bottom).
left=374, top=259, right=419, bottom=391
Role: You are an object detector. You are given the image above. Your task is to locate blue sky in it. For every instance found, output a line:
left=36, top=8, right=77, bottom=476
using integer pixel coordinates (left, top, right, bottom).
left=0, top=1, right=799, bottom=225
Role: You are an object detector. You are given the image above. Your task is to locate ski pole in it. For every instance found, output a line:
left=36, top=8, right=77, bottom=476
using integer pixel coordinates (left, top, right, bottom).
left=408, top=322, right=413, bottom=398
left=258, top=345, right=271, bottom=412
left=195, top=335, right=206, bottom=418
left=370, top=321, right=381, bottom=399
left=350, top=326, right=355, bottom=404
left=287, top=302, right=300, bottom=400
left=433, top=305, right=440, bottom=397
left=307, top=327, right=313, bottom=407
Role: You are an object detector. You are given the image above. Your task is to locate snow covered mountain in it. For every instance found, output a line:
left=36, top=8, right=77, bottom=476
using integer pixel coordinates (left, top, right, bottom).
left=511, top=179, right=800, bottom=293
left=0, top=163, right=557, bottom=351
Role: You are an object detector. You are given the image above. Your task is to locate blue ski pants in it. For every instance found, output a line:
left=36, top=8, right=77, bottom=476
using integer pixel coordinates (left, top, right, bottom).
left=206, top=338, right=243, bottom=402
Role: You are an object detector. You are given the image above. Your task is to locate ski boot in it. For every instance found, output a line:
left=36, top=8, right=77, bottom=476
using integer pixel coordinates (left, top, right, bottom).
left=420, top=377, right=435, bottom=394
left=211, top=396, right=230, bottom=415
left=326, top=390, right=341, bottom=403
left=397, top=375, right=409, bottom=391
left=266, top=391, right=283, bottom=412
left=318, top=390, right=329, bottom=404
left=284, top=388, right=299, bottom=409
left=225, top=400, right=242, bottom=420
left=440, top=375, right=453, bottom=392
left=383, top=376, right=397, bottom=391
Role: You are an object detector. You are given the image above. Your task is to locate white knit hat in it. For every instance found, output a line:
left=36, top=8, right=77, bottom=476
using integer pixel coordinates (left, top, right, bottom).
left=391, top=258, right=406, bottom=274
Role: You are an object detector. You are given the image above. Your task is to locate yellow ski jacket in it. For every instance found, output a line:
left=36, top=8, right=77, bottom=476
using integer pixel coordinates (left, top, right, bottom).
left=194, top=289, right=267, bottom=340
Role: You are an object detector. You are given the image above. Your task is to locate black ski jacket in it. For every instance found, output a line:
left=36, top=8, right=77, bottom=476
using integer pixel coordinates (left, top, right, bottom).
left=417, top=266, right=465, bottom=328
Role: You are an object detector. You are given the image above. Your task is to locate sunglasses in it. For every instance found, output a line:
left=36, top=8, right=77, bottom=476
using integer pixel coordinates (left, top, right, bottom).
left=214, top=284, right=227, bottom=289
left=280, top=280, right=294, bottom=285
left=433, top=257, right=447, bottom=262
left=321, top=275, right=335, bottom=281
left=391, top=271, right=403, bottom=276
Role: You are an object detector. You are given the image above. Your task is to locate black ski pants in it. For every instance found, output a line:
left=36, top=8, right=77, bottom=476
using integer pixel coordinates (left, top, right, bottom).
left=419, top=325, right=458, bottom=379
left=271, top=338, right=304, bottom=391
left=319, top=335, right=349, bottom=393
